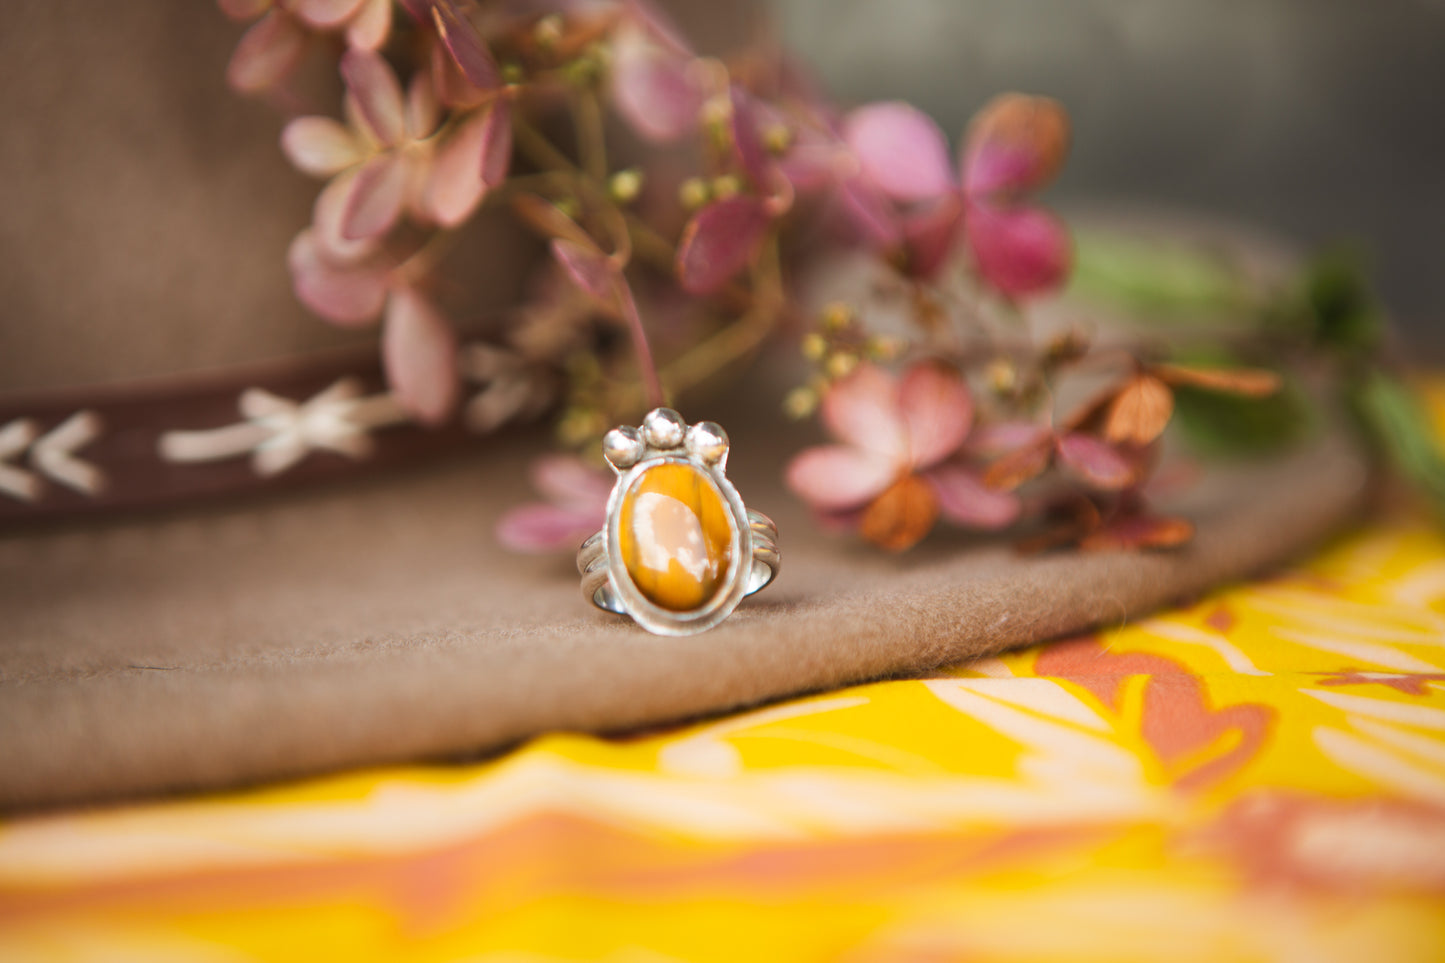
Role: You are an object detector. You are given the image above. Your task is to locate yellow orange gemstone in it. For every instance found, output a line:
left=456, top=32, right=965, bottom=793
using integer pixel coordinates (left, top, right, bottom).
left=618, top=462, right=735, bottom=612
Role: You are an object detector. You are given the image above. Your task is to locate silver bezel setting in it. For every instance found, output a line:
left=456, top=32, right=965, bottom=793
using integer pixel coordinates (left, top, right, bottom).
left=579, top=408, right=776, bottom=636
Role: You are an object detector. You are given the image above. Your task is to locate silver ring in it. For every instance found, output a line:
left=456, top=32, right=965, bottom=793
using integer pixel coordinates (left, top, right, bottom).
left=576, top=408, right=780, bottom=635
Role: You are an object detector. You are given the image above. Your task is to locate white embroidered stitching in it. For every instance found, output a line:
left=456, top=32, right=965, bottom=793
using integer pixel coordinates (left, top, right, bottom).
left=0, top=412, right=106, bottom=501
left=158, top=378, right=412, bottom=477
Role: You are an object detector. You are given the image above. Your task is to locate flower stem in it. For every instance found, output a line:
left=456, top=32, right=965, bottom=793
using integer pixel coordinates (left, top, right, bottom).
left=573, top=87, right=609, bottom=183
left=510, top=111, right=795, bottom=412
left=512, top=112, right=664, bottom=407
left=397, top=228, right=462, bottom=284
left=616, top=282, right=665, bottom=409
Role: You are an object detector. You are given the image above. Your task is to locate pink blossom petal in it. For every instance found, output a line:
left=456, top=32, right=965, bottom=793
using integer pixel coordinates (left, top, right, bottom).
left=965, top=202, right=1071, bottom=297
left=785, top=445, right=898, bottom=512
left=480, top=98, right=512, bottom=189
left=218, top=0, right=269, bottom=22
left=430, top=36, right=488, bottom=109
left=313, top=168, right=379, bottom=262
left=835, top=175, right=901, bottom=249
left=926, top=464, right=1022, bottom=529
left=430, top=0, right=500, bottom=90
left=396, top=0, right=432, bottom=23
left=965, top=144, right=1041, bottom=202
left=281, top=116, right=363, bottom=177
left=340, top=152, right=409, bottom=241
left=965, top=421, right=1053, bottom=458
left=611, top=27, right=703, bottom=144
left=821, top=363, right=907, bottom=461
left=405, top=72, right=441, bottom=141
left=730, top=86, right=771, bottom=191
left=779, top=132, right=846, bottom=193
left=496, top=504, right=600, bottom=553
left=287, top=230, right=389, bottom=326
left=962, top=94, right=1070, bottom=198
left=346, top=0, right=393, bottom=50
left=226, top=9, right=306, bottom=94
left=626, top=0, right=694, bottom=56
left=898, top=361, right=973, bottom=469
left=902, top=193, right=963, bottom=279
left=843, top=102, right=955, bottom=203
left=383, top=287, right=460, bottom=424
left=340, top=49, right=407, bottom=147
left=291, top=0, right=364, bottom=28
left=675, top=195, right=771, bottom=295
left=813, top=505, right=867, bottom=535
left=551, top=238, right=620, bottom=310
left=1055, top=433, right=1137, bottom=490
left=531, top=455, right=614, bottom=510
left=424, top=106, right=494, bottom=227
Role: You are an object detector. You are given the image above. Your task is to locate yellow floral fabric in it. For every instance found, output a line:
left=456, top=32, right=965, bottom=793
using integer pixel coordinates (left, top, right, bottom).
left=4, top=524, right=1445, bottom=959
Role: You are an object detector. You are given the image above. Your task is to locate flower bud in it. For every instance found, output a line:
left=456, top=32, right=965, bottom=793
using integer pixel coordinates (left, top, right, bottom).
left=678, top=177, right=711, bottom=210
left=609, top=168, right=644, bottom=204
left=783, top=386, right=818, bottom=419
left=501, top=62, right=526, bottom=86
left=701, top=94, right=732, bottom=130
left=820, top=302, right=853, bottom=331
left=986, top=357, right=1018, bottom=395
left=826, top=352, right=858, bottom=379
left=533, top=14, right=564, bottom=49
left=801, top=332, right=828, bottom=361
left=1045, top=327, right=1090, bottom=364
left=867, top=336, right=903, bottom=361
left=763, top=123, right=793, bottom=155
left=710, top=174, right=742, bottom=200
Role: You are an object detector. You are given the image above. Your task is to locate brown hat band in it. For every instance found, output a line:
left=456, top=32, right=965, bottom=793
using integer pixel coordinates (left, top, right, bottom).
left=0, top=351, right=481, bottom=527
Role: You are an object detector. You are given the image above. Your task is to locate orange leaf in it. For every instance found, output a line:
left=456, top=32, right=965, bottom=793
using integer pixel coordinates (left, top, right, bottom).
left=982, top=440, right=1054, bottom=491
left=859, top=475, right=939, bottom=552
left=964, top=94, right=1071, bottom=194
left=1105, top=374, right=1174, bottom=446
left=1081, top=514, right=1194, bottom=551
left=1153, top=364, right=1282, bottom=398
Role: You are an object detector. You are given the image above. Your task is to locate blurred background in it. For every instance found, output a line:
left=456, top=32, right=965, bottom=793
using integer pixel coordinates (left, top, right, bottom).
left=773, top=0, right=1445, bottom=355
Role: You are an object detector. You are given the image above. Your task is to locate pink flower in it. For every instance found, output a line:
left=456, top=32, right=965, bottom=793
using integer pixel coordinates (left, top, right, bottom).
left=287, top=231, right=460, bottom=424
left=608, top=0, right=705, bottom=144
left=959, top=94, right=1073, bottom=296
left=496, top=456, right=613, bottom=553
left=219, top=0, right=394, bottom=95
left=282, top=49, right=510, bottom=262
left=838, top=95, right=1072, bottom=296
left=672, top=87, right=792, bottom=296
left=786, top=361, right=1021, bottom=551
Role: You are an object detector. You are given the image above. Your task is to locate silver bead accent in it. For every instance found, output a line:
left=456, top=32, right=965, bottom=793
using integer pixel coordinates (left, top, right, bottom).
left=685, top=421, right=729, bottom=465
left=602, top=426, right=645, bottom=469
left=641, top=407, right=686, bottom=449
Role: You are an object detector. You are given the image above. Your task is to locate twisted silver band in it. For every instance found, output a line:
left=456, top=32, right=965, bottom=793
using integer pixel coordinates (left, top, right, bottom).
left=578, top=509, right=780, bottom=615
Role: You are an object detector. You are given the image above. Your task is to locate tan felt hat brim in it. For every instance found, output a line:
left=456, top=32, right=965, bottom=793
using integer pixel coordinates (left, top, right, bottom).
left=0, top=422, right=1369, bottom=811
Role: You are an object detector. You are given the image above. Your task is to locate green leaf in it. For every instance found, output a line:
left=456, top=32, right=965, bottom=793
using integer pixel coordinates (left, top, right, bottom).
left=1172, top=377, right=1314, bottom=460
left=1350, top=370, right=1445, bottom=518
left=1069, top=232, right=1257, bottom=320
left=1293, top=247, right=1385, bottom=352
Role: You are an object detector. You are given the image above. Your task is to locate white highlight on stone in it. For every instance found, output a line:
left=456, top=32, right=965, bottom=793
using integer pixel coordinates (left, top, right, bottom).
left=631, top=491, right=711, bottom=582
